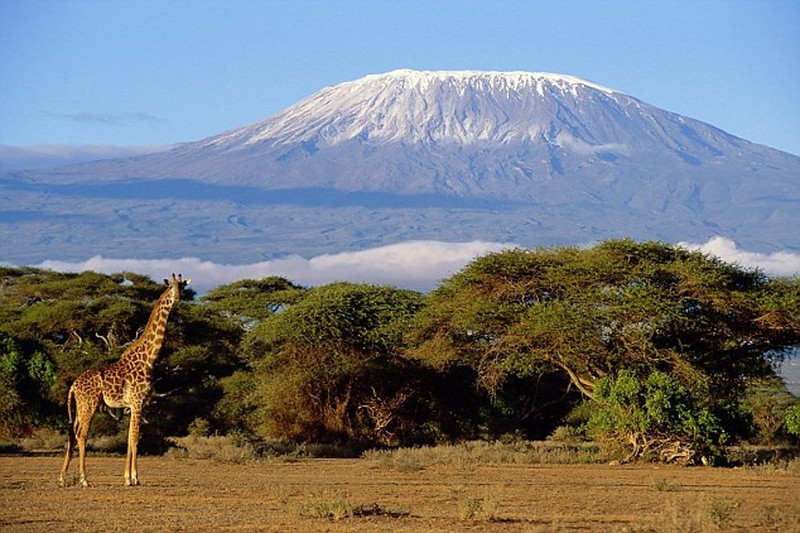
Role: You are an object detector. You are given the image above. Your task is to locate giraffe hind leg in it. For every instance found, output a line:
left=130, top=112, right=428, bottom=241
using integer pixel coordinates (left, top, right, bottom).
left=76, top=419, right=91, bottom=487
left=75, top=401, right=98, bottom=487
left=58, top=421, right=76, bottom=487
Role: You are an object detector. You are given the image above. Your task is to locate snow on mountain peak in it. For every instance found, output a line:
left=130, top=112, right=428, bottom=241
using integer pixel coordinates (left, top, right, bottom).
left=205, top=69, right=623, bottom=149
left=358, top=69, right=617, bottom=94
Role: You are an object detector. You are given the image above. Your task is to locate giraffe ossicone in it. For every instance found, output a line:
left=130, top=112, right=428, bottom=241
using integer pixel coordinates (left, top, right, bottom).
left=59, top=273, right=190, bottom=487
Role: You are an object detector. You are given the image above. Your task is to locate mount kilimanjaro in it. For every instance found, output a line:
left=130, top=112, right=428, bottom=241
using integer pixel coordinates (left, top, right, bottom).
left=2, top=69, right=799, bottom=265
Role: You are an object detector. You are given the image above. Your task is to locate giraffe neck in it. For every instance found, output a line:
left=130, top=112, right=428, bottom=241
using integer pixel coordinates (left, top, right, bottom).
left=135, top=288, right=176, bottom=368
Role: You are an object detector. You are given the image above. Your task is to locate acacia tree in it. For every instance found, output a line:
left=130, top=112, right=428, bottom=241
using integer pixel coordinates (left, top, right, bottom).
left=0, top=268, right=243, bottom=443
left=408, top=240, right=800, bottom=454
left=200, top=276, right=306, bottom=328
left=0, top=269, right=165, bottom=434
left=237, top=283, right=425, bottom=444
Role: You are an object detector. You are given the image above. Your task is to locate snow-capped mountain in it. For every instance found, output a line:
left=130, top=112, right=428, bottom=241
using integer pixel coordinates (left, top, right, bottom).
left=204, top=70, right=619, bottom=148
left=2, top=70, right=799, bottom=264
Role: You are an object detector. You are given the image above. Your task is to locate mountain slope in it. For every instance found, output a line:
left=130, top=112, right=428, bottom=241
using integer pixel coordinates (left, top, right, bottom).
left=2, top=70, right=799, bottom=263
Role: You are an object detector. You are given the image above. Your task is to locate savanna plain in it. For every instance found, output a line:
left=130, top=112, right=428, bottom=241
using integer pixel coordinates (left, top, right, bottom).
left=2, top=450, right=799, bottom=532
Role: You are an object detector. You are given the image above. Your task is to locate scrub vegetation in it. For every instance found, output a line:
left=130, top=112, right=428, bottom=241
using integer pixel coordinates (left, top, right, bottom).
left=1, top=239, right=799, bottom=464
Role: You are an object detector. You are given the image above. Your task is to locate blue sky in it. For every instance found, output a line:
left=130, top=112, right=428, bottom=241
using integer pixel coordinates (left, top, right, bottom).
left=1, top=0, right=799, bottom=155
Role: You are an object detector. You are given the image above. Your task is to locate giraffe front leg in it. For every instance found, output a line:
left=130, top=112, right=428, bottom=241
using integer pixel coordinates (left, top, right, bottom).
left=125, top=408, right=142, bottom=486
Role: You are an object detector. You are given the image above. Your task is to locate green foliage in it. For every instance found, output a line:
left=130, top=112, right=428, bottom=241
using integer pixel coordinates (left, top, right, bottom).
left=0, top=371, right=26, bottom=437
left=0, top=331, right=56, bottom=436
left=27, top=350, right=56, bottom=391
left=586, top=369, right=726, bottom=461
left=0, top=241, right=797, bottom=457
left=742, top=383, right=800, bottom=444
left=201, top=276, right=306, bottom=328
left=0, top=268, right=166, bottom=399
left=137, top=302, right=243, bottom=446
left=213, top=371, right=259, bottom=435
left=785, top=404, right=800, bottom=438
left=707, top=497, right=740, bottom=528
left=0, top=332, right=22, bottom=376
left=240, top=283, right=425, bottom=443
left=0, top=267, right=240, bottom=443
left=408, top=240, right=799, bottom=444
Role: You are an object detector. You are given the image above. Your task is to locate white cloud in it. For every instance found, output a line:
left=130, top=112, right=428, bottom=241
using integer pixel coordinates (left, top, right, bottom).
left=26, top=237, right=798, bottom=295
left=34, top=240, right=515, bottom=293
left=678, top=236, right=800, bottom=277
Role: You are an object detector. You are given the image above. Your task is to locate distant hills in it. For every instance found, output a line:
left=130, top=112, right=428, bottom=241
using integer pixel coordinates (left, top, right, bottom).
left=2, top=70, right=798, bottom=265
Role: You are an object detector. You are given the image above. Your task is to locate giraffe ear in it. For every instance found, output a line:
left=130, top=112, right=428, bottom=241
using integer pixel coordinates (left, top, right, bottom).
left=164, top=278, right=170, bottom=287
left=184, top=278, right=191, bottom=286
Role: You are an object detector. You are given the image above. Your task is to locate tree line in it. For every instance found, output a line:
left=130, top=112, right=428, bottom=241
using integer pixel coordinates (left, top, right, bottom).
left=1, top=240, right=799, bottom=461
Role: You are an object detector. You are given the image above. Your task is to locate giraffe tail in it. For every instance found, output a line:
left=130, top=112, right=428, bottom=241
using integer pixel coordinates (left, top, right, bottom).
left=66, top=384, right=76, bottom=427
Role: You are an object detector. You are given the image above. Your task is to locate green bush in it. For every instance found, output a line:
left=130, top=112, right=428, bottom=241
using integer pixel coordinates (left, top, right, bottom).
left=0, top=331, right=58, bottom=436
left=742, top=384, right=800, bottom=444
left=786, top=404, right=800, bottom=438
left=1, top=243, right=798, bottom=453
left=240, top=283, right=425, bottom=444
left=586, top=369, right=726, bottom=462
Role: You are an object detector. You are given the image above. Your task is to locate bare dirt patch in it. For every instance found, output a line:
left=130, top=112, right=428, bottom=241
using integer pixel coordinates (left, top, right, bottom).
left=1, top=455, right=798, bottom=531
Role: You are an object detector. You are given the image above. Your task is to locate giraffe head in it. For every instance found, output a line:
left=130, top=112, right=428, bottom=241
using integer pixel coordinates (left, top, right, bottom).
left=163, top=273, right=191, bottom=302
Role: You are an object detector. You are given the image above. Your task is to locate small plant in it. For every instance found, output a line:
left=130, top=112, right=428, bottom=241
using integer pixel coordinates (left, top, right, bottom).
left=460, top=498, right=483, bottom=521
left=459, top=496, right=499, bottom=521
left=759, top=505, right=784, bottom=528
left=18, top=428, right=66, bottom=452
left=351, top=502, right=409, bottom=518
left=393, top=455, right=429, bottom=473
left=707, top=497, right=739, bottom=528
left=58, top=471, right=82, bottom=488
left=651, top=477, right=680, bottom=492
left=292, top=490, right=354, bottom=520
left=661, top=497, right=705, bottom=532
left=292, top=492, right=407, bottom=520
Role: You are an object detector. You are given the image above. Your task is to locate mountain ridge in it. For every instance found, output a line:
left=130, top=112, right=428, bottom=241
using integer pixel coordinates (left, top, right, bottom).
left=2, top=69, right=798, bottom=265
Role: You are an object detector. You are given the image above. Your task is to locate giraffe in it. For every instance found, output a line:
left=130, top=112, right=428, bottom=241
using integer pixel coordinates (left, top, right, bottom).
left=59, top=273, right=190, bottom=487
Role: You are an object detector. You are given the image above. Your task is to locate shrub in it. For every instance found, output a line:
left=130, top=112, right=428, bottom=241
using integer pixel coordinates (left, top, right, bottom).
left=241, top=283, right=426, bottom=444
left=785, top=404, right=800, bottom=438
left=742, top=384, right=800, bottom=444
left=0, top=332, right=57, bottom=436
left=707, top=497, right=739, bottom=528
left=586, top=370, right=726, bottom=463
left=166, top=435, right=257, bottom=463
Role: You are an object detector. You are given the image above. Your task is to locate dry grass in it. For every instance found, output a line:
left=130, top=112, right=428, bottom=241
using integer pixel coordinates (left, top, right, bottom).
left=459, top=494, right=500, bottom=522
left=746, top=456, right=800, bottom=475
left=165, top=435, right=258, bottom=463
left=650, top=476, right=681, bottom=492
left=1, top=455, right=799, bottom=531
left=363, top=439, right=604, bottom=472
left=290, top=490, right=408, bottom=521
left=16, top=428, right=66, bottom=452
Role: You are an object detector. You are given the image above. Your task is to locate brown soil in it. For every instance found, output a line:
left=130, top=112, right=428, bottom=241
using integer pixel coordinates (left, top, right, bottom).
left=1, top=455, right=798, bottom=531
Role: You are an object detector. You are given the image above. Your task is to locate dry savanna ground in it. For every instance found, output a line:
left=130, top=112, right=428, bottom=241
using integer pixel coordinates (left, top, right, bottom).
left=1, top=452, right=799, bottom=532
